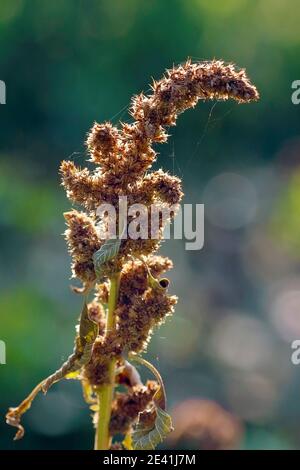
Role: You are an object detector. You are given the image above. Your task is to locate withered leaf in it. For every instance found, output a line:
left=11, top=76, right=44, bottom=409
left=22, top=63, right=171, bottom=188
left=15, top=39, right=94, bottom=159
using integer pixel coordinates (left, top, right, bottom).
left=127, top=353, right=173, bottom=449
left=6, top=299, right=98, bottom=440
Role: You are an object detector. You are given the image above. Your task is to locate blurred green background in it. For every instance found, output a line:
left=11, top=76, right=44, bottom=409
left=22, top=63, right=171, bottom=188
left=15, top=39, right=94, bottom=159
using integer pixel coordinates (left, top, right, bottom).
left=1, top=0, right=300, bottom=450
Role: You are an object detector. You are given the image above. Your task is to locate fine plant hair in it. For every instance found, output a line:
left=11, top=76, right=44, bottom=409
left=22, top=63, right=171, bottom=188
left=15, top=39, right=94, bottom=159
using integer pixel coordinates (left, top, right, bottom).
left=6, top=59, right=259, bottom=450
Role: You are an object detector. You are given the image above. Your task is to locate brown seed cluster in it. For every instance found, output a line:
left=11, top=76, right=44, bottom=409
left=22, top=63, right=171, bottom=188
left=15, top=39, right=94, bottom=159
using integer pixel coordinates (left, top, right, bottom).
left=6, top=59, right=258, bottom=446
left=83, top=257, right=176, bottom=386
left=61, top=60, right=258, bottom=290
left=61, top=59, right=258, bottom=205
left=64, top=210, right=102, bottom=284
left=60, top=60, right=258, bottom=439
left=109, top=381, right=159, bottom=436
left=86, top=122, right=121, bottom=169
left=116, top=284, right=177, bottom=353
left=83, top=335, right=120, bottom=386
left=87, top=300, right=106, bottom=336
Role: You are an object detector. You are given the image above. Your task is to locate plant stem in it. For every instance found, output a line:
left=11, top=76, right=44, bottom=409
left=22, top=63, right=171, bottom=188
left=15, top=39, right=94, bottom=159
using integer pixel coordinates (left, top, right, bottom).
left=94, top=272, right=120, bottom=450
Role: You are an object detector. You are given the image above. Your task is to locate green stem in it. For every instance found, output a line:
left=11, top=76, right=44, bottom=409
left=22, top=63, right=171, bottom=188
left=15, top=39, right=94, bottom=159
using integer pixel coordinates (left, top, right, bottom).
left=94, top=272, right=120, bottom=451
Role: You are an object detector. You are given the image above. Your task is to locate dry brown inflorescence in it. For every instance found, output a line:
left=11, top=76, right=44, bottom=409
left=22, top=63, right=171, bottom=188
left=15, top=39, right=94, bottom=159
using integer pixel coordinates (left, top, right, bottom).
left=6, top=60, right=259, bottom=449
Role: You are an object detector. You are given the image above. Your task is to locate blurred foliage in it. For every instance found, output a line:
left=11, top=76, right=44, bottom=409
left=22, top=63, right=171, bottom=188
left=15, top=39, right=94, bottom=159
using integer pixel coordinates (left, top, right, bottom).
left=270, top=169, right=300, bottom=251
left=1, top=0, right=300, bottom=450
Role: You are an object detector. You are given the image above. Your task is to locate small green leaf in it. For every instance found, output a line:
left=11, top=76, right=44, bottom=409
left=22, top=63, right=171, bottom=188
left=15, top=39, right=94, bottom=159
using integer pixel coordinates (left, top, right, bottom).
left=132, top=407, right=173, bottom=450
left=93, top=237, right=121, bottom=279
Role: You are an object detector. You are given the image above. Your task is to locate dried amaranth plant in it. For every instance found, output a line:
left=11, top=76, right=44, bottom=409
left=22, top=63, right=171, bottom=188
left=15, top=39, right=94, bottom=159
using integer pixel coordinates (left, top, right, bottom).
left=6, top=60, right=259, bottom=450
